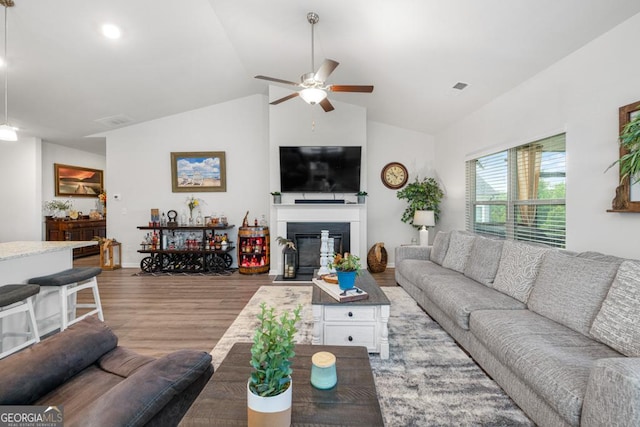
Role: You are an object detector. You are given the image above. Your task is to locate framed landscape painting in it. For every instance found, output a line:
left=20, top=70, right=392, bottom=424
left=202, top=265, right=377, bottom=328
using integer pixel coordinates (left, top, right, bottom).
left=171, top=151, right=226, bottom=192
left=54, top=163, right=103, bottom=197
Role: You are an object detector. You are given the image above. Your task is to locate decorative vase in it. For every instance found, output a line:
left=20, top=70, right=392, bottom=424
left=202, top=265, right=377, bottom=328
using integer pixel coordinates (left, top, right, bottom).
left=357, top=195, right=366, bottom=204
left=247, top=379, right=292, bottom=427
left=273, top=195, right=281, bottom=204
left=336, top=270, right=357, bottom=291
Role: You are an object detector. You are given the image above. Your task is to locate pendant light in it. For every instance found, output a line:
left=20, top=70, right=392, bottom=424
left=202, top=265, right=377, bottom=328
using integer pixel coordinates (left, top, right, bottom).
left=0, top=0, right=16, bottom=142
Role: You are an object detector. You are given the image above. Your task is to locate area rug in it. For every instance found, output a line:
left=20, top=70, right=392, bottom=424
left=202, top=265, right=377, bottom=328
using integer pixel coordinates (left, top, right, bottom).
left=210, top=285, right=533, bottom=426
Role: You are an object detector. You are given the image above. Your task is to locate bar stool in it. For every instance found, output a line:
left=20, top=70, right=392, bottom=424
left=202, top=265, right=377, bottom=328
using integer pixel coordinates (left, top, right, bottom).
left=28, top=267, right=104, bottom=332
left=0, top=284, right=41, bottom=359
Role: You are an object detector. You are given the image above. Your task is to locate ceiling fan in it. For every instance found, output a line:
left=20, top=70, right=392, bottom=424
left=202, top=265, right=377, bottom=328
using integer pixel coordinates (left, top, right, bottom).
left=255, top=12, right=373, bottom=112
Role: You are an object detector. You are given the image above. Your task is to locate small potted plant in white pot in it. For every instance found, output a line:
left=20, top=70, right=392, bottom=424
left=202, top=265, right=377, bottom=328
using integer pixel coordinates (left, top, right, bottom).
left=270, top=191, right=282, bottom=204
left=248, top=303, right=301, bottom=427
left=356, top=191, right=368, bottom=204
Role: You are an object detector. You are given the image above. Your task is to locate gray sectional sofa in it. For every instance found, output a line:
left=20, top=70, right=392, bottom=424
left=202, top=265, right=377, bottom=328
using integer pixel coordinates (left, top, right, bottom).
left=395, top=230, right=640, bottom=427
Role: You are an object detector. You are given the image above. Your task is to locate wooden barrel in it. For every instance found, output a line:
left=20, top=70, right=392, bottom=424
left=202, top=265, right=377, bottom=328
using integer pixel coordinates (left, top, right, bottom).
left=238, top=226, right=270, bottom=274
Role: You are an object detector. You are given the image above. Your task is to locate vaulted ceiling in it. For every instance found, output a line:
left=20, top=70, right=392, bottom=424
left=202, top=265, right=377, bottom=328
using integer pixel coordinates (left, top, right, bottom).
left=5, top=0, right=640, bottom=154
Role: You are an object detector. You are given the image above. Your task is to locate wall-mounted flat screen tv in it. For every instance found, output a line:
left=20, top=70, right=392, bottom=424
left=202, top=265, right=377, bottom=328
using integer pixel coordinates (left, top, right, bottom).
left=279, top=146, right=362, bottom=193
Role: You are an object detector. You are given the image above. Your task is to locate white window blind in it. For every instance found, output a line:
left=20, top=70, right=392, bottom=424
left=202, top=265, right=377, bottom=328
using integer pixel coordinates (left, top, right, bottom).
left=466, top=133, right=566, bottom=247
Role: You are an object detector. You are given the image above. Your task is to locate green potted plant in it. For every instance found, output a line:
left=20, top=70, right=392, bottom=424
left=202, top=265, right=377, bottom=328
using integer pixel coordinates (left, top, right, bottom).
left=609, top=113, right=640, bottom=183
left=248, top=303, right=301, bottom=427
left=44, top=199, right=72, bottom=219
left=396, top=177, right=444, bottom=225
left=270, top=191, right=282, bottom=204
left=330, top=252, right=361, bottom=291
left=356, top=191, right=368, bottom=204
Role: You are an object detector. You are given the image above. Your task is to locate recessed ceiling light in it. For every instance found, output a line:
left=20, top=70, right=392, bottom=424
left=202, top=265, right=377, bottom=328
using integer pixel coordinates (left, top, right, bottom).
left=101, top=24, right=121, bottom=40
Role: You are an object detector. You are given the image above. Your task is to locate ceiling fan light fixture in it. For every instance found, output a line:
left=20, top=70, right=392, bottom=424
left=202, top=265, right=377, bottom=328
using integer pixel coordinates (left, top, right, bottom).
left=0, top=123, right=17, bottom=141
left=299, top=87, right=327, bottom=105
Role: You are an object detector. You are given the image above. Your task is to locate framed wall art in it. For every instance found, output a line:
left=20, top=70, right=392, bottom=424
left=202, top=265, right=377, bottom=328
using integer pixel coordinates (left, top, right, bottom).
left=54, top=163, right=104, bottom=197
left=171, top=151, right=226, bottom=192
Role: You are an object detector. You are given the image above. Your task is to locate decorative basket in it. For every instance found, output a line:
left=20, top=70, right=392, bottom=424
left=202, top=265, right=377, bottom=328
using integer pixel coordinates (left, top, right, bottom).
left=367, top=242, right=387, bottom=273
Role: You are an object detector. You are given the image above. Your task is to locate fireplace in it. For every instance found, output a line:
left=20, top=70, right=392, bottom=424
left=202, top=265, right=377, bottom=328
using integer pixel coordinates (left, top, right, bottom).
left=287, top=222, right=350, bottom=276
left=272, top=204, right=366, bottom=278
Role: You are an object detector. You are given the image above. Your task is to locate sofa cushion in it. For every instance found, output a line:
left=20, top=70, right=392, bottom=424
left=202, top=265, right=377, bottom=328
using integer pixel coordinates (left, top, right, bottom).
left=418, top=274, right=525, bottom=330
left=429, top=231, right=451, bottom=265
left=441, top=231, right=475, bottom=273
left=528, top=251, right=618, bottom=336
left=0, top=316, right=118, bottom=405
left=396, top=259, right=459, bottom=286
left=470, top=309, right=622, bottom=426
left=74, top=350, right=213, bottom=427
left=577, top=251, right=627, bottom=266
left=463, top=236, right=504, bottom=286
left=98, top=346, right=155, bottom=377
left=492, top=240, right=550, bottom=302
left=590, top=260, right=640, bottom=357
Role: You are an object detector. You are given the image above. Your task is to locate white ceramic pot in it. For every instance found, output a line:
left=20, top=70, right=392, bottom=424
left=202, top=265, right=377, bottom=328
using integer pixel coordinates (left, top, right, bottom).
left=247, top=378, right=292, bottom=427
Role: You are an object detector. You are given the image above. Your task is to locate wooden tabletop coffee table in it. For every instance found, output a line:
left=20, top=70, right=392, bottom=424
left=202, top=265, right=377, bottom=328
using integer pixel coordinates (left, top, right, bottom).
left=180, top=342, right=384, bottom=426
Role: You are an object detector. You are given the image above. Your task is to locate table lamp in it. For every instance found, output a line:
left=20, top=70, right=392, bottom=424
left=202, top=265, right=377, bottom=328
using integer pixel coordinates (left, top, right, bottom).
left=413, top=210, right=435, bottom=246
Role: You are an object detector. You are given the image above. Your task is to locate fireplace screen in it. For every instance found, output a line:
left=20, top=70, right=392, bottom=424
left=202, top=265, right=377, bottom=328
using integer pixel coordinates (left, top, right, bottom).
left=287, top=222, right=350, bottom=276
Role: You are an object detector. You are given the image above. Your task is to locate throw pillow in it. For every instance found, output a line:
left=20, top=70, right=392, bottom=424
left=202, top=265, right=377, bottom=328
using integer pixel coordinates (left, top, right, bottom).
left=464, top=236, right=504, bottom=286
left=528, top=251, right=619, bottom=336
left=441, top=231, right=475, bottom=273
left=429, top=231, right=451, bottom=265
left=590, top=260, right=640, bottom=356
left=492, top=240, right=549, bottom=302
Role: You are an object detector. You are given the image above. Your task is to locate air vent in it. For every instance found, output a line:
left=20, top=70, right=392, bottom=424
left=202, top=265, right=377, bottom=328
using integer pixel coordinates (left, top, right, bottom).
left=453, top=82, right=468, bottom=90
left=95, top=114, right=134, bottom=127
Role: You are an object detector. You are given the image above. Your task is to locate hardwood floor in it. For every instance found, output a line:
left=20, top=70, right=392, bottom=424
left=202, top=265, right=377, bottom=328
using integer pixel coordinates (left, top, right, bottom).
left=75, top=255, right=397, bottom=358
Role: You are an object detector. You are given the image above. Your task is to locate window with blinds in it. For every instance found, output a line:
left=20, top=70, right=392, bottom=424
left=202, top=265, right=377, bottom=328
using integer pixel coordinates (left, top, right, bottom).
left=466, top=133, right=566, bottom=247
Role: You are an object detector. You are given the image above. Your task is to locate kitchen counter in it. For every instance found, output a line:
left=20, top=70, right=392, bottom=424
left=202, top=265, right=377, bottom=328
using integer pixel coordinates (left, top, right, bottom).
left=0, top=241, right=96, bottom=261
left=0, top=240, right=98, bottom=349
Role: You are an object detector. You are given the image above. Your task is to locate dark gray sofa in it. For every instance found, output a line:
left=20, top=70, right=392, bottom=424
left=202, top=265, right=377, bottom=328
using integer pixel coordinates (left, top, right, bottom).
left=0, top=316, right=213, bottom=427
left=395, top=230, right=640, bottom=427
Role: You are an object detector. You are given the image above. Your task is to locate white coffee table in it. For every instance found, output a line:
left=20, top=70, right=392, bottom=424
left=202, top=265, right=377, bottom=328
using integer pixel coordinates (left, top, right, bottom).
left=311, top=270, right=390, bottom=359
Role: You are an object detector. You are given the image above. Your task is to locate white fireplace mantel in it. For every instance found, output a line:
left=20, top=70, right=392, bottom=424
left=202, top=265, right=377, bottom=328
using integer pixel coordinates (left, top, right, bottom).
left=270, top=204, right=367, bottom=276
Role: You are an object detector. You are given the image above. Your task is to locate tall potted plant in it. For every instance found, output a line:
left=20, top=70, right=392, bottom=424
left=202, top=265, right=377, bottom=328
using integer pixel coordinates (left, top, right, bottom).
left=396, top=177, right=444, bottom=225
left=248, top=303, right=301, bottom=427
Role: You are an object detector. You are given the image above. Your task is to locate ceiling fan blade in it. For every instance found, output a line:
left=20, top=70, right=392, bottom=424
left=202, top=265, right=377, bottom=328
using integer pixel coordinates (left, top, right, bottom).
left=255, top=75, right=300, bottom=87
left=328, top=85, right=374, bottom=93
left=314, top=59, right=339, bottom=82
left=270, top=92, right=299, bottom=105
left=319, top=98, right=335, bottom=112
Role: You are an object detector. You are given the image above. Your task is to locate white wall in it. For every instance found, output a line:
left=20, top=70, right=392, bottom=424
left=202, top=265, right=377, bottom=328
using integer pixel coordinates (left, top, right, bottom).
left=0, top=136, right=42, bottom=241
left=103, top=94, right=269, bottom=267
left=367, top=121, right=435, bottom=264
left=41, top=142, right=107, bottom=219
left=435, top=13, right=640, bottom=258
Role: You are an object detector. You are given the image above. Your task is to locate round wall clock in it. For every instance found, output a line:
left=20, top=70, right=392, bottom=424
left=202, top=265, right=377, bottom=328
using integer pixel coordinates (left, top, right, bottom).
left=381, top=162, right=409, bottom=189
